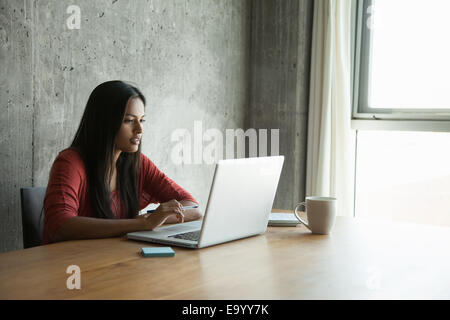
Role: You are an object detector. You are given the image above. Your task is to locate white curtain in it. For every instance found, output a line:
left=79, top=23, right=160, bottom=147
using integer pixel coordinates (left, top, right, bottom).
left=306, top=0, right=356, bottom=217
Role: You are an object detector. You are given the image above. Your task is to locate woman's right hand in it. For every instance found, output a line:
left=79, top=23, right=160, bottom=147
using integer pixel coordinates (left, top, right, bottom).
left=137, top=200, right=185, bottom=231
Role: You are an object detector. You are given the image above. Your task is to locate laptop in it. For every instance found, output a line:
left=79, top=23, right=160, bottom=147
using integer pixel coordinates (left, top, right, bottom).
left=127, top=156, right=284, bottom=249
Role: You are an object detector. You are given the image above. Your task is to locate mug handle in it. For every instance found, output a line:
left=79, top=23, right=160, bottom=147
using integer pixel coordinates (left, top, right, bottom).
left=294, top=202, right=311, bottom=230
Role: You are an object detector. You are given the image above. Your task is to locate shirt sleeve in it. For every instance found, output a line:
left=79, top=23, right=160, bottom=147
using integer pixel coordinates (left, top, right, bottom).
left=43, top=154, right=82, bottom=243
left=141, top=154, right=198, bottom=205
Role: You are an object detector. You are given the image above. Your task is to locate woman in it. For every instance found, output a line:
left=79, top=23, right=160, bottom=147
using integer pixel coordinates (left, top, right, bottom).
left=42, top=80, right=201, bottom=244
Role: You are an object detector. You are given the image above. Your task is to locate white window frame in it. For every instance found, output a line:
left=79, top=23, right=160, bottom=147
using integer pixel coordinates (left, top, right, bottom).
left=351, top=0, right=450, bottom=132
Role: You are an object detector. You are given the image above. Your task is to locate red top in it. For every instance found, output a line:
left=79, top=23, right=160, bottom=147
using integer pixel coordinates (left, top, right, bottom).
left=42, top=148, right=197, bottom=244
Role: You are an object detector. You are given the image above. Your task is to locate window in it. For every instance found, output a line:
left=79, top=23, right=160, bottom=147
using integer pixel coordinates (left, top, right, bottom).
left=352, top=1, right=450, bottom=226
left=352, top=0, right=450, bottom=130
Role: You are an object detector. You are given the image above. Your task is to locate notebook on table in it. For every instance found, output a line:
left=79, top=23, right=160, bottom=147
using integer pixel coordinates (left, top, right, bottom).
left=268, top=212, right=301, bottom=227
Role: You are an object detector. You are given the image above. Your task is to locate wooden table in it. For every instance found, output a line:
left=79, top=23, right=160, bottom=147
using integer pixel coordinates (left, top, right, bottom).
left=1, top=212, right=450, bottom=300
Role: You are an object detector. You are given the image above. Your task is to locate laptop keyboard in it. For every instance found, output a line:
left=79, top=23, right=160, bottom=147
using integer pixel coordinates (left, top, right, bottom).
left=169, top=230, right=201, bottom=241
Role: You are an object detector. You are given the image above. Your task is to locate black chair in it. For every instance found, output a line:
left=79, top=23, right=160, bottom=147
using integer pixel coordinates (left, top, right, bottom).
left=20, top=187, right=46, bottom=248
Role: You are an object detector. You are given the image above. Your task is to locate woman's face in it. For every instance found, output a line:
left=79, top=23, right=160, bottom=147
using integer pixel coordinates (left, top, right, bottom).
left=114, top=97, right=145, bottom=154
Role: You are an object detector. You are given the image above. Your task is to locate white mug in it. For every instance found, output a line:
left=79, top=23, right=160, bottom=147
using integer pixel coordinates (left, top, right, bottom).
left=293, top=197, right=337, bottom=234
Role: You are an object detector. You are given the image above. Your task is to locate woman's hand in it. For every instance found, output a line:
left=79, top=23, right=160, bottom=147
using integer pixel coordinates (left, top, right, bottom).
left=136, top=199, right=185, bottom=231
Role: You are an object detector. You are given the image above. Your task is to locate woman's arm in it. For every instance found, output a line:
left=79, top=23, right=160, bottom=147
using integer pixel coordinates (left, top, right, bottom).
left=52, top=216, right=144, bottom=242
left=52, top=199, right=190, bottom=242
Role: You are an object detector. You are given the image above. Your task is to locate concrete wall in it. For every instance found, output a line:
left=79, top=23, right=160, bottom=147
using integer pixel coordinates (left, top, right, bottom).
left=249, top=0, right=313, bottom=209
left=0, top=0, right=313, bottom=252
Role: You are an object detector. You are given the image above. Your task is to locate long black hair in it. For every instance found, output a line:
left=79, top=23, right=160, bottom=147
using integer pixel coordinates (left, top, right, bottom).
left=71, top=80, right=146, bottom=219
